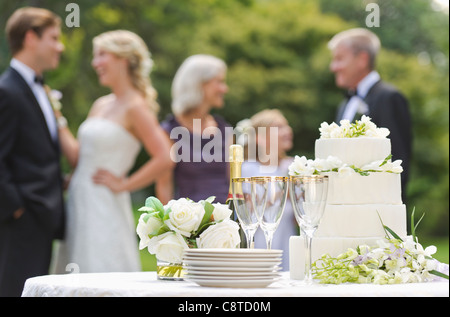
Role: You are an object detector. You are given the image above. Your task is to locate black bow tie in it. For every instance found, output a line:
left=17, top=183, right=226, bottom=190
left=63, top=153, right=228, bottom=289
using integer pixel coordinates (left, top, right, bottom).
left=34, top=75, right=45, bottom=85
left=345, top=89, right=359, bottom=99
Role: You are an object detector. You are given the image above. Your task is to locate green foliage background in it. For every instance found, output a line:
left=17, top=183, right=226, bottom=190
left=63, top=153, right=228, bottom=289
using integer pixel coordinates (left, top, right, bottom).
left=0, top=0, right=448, bottom=237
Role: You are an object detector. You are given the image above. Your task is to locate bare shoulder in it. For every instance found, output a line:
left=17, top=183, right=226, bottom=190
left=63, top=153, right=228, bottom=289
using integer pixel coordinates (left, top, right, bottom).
left=127, top=94, right=156, bottom=119
left=89, top=94, right=114, bottom=116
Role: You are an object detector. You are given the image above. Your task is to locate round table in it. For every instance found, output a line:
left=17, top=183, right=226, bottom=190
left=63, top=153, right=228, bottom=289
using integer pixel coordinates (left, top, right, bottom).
left=21, top=272, right=449, bottom=297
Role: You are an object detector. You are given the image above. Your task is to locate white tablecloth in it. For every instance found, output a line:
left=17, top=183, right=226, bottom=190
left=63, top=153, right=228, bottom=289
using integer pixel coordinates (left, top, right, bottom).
left=21, top=272, right=448, bottom=297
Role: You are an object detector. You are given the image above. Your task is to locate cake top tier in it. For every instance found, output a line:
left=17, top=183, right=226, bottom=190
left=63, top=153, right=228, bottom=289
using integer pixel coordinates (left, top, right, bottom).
left=319, top=115, right=390, bottom=139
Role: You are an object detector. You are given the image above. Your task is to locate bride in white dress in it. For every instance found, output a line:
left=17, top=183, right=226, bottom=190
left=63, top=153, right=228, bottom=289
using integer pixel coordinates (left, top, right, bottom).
left=54, top=30, right=173, bottom=273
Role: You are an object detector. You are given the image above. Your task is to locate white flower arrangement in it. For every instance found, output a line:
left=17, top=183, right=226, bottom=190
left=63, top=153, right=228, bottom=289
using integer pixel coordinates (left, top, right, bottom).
left=288, top=154, right=403, bottom=177
left=136, top=196, right=240, bottom=263
left=312, top=210, right=449, bottom=284
left=319, top=115, right=390, bottom=139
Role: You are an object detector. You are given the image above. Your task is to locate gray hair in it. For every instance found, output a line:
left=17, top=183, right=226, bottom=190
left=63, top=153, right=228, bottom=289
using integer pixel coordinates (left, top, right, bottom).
left=171, top=54, right=227, bottom=115
left=328, top=28, right=381, bottom=70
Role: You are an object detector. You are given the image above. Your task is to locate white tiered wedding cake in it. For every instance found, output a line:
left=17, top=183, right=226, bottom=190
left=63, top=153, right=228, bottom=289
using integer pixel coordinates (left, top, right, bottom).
left=288, top=116, right=407, bottom=279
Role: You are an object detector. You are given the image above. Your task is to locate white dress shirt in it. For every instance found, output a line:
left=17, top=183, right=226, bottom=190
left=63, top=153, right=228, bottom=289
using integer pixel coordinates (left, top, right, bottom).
left=10, top=58, right=58, bottom=141
left=341, top=71, right=381, bottom=122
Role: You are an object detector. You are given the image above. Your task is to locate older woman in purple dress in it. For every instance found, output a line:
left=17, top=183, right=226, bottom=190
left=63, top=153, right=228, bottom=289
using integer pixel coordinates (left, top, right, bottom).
left=156, top=55, right=231, bottom=204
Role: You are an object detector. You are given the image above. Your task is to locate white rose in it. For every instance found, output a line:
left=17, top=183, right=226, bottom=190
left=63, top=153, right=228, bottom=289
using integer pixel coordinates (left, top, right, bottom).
left=165, top=198, right=205, bottom=237
left=196, top=220, right=241, bottom=249
left=136, top=213, right=164, bottom=250
left=212, top=203, right=232, bottom=221
left=147, top=232, right=188, bottom=263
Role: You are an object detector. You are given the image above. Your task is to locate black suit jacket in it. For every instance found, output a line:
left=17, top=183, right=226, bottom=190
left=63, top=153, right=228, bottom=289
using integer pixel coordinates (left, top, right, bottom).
left=336, top=80, right=412, bottom=199
left=0, top=66, right=65, bottom=296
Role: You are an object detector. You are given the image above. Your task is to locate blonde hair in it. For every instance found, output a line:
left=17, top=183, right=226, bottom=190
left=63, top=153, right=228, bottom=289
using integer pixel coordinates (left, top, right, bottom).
left=236, top=109, right=289, bottom=161
left=171, top=54, right=227, bottom=115
left=328, top=28, right=381, bottom=70
left=93, top=30, right=159, bottom=113
left=250, top=109, right=287, bottom=128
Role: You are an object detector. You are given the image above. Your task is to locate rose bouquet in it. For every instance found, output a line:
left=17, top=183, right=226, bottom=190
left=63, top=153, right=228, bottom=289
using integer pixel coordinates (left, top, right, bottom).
left=136, top=196, right=241, bottom=265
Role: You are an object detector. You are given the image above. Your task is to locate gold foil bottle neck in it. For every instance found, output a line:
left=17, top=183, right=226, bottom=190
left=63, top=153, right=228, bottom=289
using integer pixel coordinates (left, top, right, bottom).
left=229, top=144, right=244, bottom=163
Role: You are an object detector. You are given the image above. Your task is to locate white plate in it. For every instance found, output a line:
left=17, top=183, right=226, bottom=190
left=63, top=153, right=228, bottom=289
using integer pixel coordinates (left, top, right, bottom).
left=186, top=277, right=278, bottom=288
left=186, top=268, right=280, bottom=276
left=186, top=274, right=280, bottom=280
left=182, top=265, right=281, bottom=272
left=183, top=259, right=281, bottom=268
left=183, top=256, right=282, bottom=262
left=185, top=271, right=281, bottom=278
left=184, top=249, right=282, bottom=257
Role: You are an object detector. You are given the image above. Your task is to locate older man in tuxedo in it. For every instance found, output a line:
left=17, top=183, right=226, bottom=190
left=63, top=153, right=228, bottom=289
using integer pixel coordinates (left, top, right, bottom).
left=328, top=28, right=412, bottom=201
left=0, top=7, right=65, bottom=296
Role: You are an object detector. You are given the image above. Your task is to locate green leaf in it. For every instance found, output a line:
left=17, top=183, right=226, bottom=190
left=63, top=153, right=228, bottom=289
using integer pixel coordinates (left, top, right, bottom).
left=384, top=225, right=403, bottom=242
left=138, top=206, right=155, bottom=213
left=377, top=211, right=403, bottom=241
left=379, top=154, right=392, bottom=167
left=199, top=201, right=215, bottom=227
left=205, top=196, right=216, bottom=203
left=411, top=207, right=425, bottom=242
left=430, top=270, right=449, bottom=280
left=145, top=196, right=165, bottom=218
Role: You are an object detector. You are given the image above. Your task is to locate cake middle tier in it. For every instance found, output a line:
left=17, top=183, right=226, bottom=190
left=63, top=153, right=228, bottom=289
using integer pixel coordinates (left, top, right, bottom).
left=324, top=172, right=402, bottom=205
left=315, top=137, right=391, bottom=167
left=316, top=204, right=407, bottom=237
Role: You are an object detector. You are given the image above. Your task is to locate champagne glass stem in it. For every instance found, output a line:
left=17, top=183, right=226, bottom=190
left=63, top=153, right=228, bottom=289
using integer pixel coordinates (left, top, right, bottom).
left=303, top=228, right=316, bottom=284
left=245, top=230, right=255, bottom=249
left=304, top=234, right=313, bottom=284
left=264, top=230, right=274, bottom=250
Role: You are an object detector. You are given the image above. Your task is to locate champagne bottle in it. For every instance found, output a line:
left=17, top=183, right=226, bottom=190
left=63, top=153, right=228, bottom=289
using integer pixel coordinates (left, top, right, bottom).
left=227, top=144, right=246, bottom=248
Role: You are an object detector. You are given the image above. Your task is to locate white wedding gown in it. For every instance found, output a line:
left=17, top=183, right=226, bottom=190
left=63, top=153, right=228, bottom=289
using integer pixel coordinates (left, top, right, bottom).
left=55, top=118, right=142, bottom=273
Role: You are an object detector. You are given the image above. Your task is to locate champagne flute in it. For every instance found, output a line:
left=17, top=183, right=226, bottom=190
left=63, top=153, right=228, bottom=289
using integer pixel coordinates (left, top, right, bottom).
left=252, top=176, right=288, bottom=250
left=289, top=175, right=328, bottom=284
left=231, top=177, right=260, bottom=248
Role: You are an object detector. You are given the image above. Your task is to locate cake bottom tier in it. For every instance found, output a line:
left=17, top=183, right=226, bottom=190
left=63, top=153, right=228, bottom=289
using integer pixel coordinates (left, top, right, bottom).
left=289, top=235, right=405, bottom=280
left=315, top=204, right=407, bottom=237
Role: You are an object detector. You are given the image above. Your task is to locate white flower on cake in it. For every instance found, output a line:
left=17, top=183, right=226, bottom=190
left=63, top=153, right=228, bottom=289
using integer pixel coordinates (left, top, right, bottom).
left=288, top=154, right=403, bottom=177
left=319, top=115, right=390, bottom=139
left=136, top=196, right=240, bottom=264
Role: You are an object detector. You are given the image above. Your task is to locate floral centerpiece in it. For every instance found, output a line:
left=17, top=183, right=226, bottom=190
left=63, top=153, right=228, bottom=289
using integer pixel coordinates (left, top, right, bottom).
left=136, top=196, right=240, bottom=279
left=312, top=210, right=449, bottom=284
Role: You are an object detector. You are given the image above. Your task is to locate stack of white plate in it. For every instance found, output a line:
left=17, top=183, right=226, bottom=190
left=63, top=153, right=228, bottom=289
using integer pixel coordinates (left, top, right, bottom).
left=183, top=248, right=282, bottom=288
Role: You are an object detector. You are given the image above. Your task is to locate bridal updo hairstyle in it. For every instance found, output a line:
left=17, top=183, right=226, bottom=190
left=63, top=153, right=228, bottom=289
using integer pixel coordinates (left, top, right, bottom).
left=93, top=30, right=159, bottom=113
left=171, top=54, right=227, bottom=116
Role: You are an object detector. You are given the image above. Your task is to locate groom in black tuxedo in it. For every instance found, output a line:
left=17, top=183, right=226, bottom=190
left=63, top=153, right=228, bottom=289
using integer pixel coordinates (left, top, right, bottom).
left=0, top=7, right=65, bottom=297
left=328, top=28, right=412, bottom=201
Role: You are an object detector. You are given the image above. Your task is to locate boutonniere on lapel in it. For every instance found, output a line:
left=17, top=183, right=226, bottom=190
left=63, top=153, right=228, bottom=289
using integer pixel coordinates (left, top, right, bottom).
left=44, top=85, right=67, bottom=128
left=44, top=85, right=63, bottom=111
